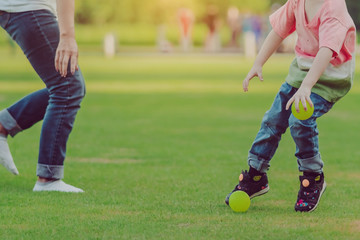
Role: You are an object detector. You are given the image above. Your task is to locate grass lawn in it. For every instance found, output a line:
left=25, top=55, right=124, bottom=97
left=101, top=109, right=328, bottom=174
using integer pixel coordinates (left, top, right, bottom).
left=0, top=51, right=360, bottom=239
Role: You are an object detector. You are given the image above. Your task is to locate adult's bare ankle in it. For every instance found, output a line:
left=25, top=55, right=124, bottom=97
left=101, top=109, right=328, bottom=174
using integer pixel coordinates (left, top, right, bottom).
left=38, top=177, right=57, bottom=183
left=0, top=123, right=8, bottom=136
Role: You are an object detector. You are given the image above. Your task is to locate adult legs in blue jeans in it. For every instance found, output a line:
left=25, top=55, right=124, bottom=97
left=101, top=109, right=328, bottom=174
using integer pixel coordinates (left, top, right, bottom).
left=248, top=82, right=334, bottom=173
left=0, top=10, right=85, bottom=190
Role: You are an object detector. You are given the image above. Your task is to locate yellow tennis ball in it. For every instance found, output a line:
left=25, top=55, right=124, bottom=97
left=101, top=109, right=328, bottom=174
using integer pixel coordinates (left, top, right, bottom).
left=229, top=191, right=250, bottom=212
left=291, top=101, right=314, bottom=120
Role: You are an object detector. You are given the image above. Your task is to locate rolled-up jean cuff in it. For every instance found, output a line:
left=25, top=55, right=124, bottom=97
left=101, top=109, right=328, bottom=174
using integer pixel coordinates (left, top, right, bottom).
left=248, top=152, right=270, bottom=173
left=36, top=164, right=64, bottom=179
left=297, top=153, right=323, bottom=173
left=0, top=109, right=23, bottom=137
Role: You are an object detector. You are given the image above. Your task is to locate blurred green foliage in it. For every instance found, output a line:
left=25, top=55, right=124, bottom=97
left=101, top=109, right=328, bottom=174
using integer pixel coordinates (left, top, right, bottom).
left=346, top=0, right=360, bottom=30
left=74, top=0, right=271, bottom=25
left=75, top=0, right=360, bottom=30
left=1, top=0, right=359, bottom=48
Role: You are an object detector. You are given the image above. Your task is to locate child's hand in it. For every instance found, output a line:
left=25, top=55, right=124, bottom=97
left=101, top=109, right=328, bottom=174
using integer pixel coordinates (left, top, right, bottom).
left=285, top=47, right=332, bottom=112
left=243, top=65, right=263, bottom=92
left=285, top=86, right=313, bottom=112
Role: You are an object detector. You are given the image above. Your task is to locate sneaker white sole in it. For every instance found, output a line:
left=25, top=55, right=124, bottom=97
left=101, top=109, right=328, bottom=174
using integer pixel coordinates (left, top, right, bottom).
left=250, top=186, right=270, bottom=199
left=307, top=181, right=326, bottom=213
left=33, top=180, right=84, bottom=193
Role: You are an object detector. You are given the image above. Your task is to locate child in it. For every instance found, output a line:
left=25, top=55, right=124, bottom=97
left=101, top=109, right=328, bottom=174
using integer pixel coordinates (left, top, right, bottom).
left=225, top=0, right=356, bottom=212
left=0, top=0, right=85, bottom=192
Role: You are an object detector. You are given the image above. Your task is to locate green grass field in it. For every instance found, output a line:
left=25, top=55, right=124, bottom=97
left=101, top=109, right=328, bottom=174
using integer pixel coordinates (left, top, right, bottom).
left=0, top=51, right=360, bottom=239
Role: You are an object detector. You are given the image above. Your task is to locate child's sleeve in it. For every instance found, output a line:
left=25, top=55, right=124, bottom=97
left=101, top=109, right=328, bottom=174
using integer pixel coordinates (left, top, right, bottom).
left=269, top=0, right=296, bottom=39
left=319, top=18, right=356, bottom=65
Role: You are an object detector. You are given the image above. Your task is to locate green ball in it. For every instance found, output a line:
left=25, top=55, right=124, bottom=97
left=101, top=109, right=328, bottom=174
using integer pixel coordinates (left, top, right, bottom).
left=229, top=191, right=250, bottom=212
left=291, top=101, right=314, bottom=120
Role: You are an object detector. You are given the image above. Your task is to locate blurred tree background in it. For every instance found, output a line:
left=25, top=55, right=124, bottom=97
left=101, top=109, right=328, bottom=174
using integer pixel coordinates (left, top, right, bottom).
left=1, top=0, right=359, bottom=50
left=72, top=0, right=273, bottom=48
left=346, top=0, right=360, bottom=30
left=72, top=0, right=359, bottom=48
left=74, top=0, right=271, bottom=25
left=75, top=0, right=360, bottom=27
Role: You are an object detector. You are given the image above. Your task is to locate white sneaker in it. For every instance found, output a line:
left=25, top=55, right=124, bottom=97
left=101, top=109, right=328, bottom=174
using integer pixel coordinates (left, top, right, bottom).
left=0, top=134, right=19, bottom=175
left=33, top=180, right=84, bottom=193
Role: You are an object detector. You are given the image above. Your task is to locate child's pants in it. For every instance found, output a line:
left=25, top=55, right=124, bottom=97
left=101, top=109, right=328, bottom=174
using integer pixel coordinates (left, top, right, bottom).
left=248, top=82, right=334, bottom=173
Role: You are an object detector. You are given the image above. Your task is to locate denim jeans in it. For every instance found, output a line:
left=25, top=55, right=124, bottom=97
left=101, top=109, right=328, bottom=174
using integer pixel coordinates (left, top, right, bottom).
left=0, top=10, right=85, bottom=179
left=248, top=82, right=334, bottom=173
